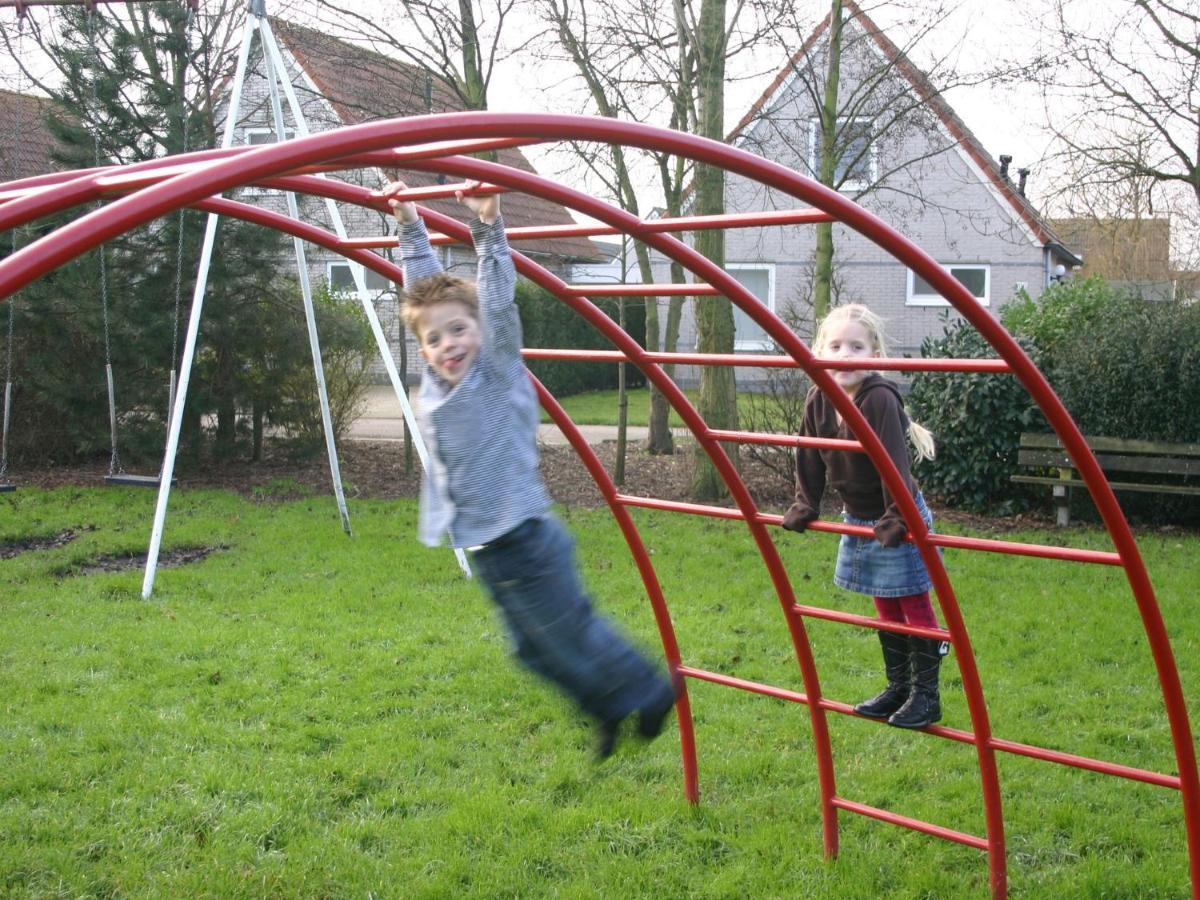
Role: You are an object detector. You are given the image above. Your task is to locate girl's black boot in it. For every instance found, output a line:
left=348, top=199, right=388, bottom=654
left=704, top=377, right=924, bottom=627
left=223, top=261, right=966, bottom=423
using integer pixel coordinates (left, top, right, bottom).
left=854, top=630, right=911, bottom=719
left=888, top=636, right=948, bottom=729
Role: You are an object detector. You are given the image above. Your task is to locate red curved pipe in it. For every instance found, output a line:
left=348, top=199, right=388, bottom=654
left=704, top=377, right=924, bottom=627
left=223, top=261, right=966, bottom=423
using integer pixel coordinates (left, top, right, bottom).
left=0, top=112, right=1194, bottom=899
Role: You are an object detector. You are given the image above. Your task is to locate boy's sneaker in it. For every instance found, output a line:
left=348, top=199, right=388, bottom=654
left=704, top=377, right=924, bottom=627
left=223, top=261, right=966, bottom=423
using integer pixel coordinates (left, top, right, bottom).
left=637, top=680, right=679, bottom=740
left=595, top=717, right=623, bottom=761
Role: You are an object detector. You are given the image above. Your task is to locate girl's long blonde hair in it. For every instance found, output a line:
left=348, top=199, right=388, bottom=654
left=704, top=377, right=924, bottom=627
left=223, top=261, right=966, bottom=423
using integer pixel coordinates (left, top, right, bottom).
left=814, top=304, right=936, bottom=462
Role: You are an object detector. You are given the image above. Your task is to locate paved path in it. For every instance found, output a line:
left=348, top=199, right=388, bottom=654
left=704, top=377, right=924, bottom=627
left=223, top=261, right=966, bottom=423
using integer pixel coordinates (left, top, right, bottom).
left=347, top=385, right=684, bottom=447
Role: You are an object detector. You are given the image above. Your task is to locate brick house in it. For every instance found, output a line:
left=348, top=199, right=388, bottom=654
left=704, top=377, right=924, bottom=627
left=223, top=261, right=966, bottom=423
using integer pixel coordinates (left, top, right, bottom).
left=659, top=1, right=1079, bottom=373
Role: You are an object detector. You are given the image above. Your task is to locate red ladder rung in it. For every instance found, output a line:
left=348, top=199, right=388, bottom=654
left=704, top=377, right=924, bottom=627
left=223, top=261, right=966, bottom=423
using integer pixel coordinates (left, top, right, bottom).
left=792, top=603, right=951, bottom=641
left=705, top=428, right=864, bottom=451
left=619, top=497, right=1122, bottom=566
left=566, top=282, right=719, bottom=296
left=831, top=797, right=990, bottom=851
left=676, top=664, right=810, bottom=704
left=518, top=347, right=1010, bottom=373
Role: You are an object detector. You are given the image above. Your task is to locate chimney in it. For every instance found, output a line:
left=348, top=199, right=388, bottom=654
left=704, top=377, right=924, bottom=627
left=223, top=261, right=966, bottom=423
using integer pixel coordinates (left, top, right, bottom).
left=1017, top=168, right=1029, bottom=196
left=999, top=155, right=1012, bottom=179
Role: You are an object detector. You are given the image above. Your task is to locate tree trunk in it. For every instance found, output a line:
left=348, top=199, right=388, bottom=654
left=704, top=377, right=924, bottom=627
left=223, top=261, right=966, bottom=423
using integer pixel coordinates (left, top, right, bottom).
left=813, top=0, right=845, bottom=326
left=214, top=346, right=237, bottom=459
left=691, top=0, right=735, bottom=501
left=251, top=401, right=263, bottom=462
left=615, top=298, right=628, bottom=486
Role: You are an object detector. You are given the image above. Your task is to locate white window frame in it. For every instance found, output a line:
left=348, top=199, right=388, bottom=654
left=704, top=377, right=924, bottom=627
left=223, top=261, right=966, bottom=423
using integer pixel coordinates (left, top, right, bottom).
left=727, top=263, right=777, bottom=352
left=808, top=117, right=877, bottom=192
left=906, top=263, right=991, bottom=307
left=326, top=261, right=392, bottom=299
left=241, top=126, right=296, bottom=195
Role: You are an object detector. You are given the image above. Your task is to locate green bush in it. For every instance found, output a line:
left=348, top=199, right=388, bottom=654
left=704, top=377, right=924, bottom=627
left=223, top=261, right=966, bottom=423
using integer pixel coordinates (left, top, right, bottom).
left=908, top=315, right=1041, bottom=513
left=515, top=280, right=646, bottom=398
left=912, top=277, right=1200, bottom=521
left=266, top=288, right=376, bottom=458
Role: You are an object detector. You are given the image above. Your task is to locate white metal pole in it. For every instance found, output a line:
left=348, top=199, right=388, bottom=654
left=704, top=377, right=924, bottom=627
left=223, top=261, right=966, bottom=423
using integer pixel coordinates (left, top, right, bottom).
left=260, top=16, right=352, bottom=535
left=142, top=13, right=258, bottom=599
left=259, top=21, right=469, bottom=574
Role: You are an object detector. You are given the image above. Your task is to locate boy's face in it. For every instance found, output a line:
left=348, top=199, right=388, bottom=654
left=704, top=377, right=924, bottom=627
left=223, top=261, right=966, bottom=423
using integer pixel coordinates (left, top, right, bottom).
left=417, top=301, right=481, bottom=387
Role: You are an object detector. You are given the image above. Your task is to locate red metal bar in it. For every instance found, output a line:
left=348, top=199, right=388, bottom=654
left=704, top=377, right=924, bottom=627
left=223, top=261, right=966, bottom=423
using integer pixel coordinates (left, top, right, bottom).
left=566, top=282, right=721, bottom=296
left=339, top=206, right=835, bottom=248
left=831, top=798, right=990, bottom=851
left=519, top=347, right=1011, bottom=372
left=1, top=112, right=1193, bottom=897
left=616, top=495, right=1122, bottom=567
left=530, top=378, right=700, bottom=804
left=792, top=604, right=951, bottom=641
left=706, top=429, right=864, bottom=451
left=676, top=664, right=810, bottom=704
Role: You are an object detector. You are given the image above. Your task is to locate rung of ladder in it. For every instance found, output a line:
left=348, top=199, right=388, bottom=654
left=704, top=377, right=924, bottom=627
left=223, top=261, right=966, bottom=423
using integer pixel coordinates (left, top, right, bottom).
left=614, top=495, right=1123, bottom=566
left=831, top=797, right=990, bottom=851
left=565, top=283, right=719, bottom=296
left=365, top=181, right=507, bottom=204
left=518, top=347, right=1010, bottom=373
left=675, top=664, right=810, bottom=705
left=792, top=603, right=951, bottom=641
left=705, top=429, right=863, bottom=451
left=342, top=206, right=837, bottom=249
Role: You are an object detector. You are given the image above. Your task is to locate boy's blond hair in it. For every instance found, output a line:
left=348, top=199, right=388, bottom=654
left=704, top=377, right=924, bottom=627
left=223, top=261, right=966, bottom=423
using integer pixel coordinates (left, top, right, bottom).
left=401, top=273, right=480, bottom=336
left=813, top=303, right=937, bottom=462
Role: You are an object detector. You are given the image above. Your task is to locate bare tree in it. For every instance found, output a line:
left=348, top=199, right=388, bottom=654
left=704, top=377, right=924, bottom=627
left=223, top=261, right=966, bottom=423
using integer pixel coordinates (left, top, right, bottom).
left=307, top=0, right=535, bottom=116
left=1029, top=0, right=1199, bottom=275
left=535, top=0, right=778, bottom=495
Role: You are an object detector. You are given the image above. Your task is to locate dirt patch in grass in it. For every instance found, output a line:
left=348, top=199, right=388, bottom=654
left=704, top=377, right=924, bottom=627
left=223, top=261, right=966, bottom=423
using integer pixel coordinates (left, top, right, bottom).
left=64, top=545, right=226, bottom=576
left=0, top=526, right=95, bottom=559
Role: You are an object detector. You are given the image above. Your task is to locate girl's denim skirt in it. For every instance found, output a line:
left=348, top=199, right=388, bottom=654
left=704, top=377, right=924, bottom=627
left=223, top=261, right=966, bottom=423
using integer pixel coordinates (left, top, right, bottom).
left=834, top=492, right=935, bottom=597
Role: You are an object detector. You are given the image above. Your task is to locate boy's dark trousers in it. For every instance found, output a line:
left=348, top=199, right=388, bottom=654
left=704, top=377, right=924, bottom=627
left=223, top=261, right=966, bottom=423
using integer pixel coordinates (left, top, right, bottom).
left=468, top=515, right=670, bottom=725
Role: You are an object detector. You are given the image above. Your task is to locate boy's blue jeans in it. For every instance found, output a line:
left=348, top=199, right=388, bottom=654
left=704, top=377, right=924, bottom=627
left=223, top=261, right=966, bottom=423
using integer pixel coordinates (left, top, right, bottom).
left=468, top=515, right=670, bottom=724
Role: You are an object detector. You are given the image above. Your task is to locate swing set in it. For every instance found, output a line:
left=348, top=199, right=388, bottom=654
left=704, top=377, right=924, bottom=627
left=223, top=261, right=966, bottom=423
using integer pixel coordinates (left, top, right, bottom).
left=0, top=2, right=1198, bottom=897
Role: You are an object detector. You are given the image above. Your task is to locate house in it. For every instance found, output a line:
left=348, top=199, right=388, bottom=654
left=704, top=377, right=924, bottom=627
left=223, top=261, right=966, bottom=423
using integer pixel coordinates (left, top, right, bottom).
left=663, top=0, right=1079, bottom=374
left=1049, top=216, right=1193, bottom=302
left=223, top=17, right=603, bottom=379
left=0, top=89, right=62, bottom=184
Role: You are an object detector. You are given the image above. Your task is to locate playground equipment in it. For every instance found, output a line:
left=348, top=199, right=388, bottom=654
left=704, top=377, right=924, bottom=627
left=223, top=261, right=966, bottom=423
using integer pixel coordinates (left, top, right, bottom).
left=0, top=109, right=1196, bottom=898
left=0, top=0, right=466, bottom=578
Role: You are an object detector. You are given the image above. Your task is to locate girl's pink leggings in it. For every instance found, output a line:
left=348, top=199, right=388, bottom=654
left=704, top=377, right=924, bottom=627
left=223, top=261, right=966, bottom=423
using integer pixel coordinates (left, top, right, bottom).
left=873, top=592, right=939, bottom=628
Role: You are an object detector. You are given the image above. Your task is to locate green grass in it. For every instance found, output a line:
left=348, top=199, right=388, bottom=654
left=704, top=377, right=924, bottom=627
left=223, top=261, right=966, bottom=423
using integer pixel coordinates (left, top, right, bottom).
left=2, top=486, right=1198, bottom=897
left=544, top=387, right=792, bottom=429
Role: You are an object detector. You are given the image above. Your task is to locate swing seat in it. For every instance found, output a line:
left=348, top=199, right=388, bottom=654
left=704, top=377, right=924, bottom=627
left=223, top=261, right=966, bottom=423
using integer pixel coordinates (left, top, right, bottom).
left=104, top=473, right=174, bottom=489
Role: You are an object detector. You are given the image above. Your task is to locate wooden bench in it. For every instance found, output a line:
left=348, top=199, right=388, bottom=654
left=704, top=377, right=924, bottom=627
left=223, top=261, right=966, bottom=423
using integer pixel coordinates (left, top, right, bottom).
left=1012, top=432, right=1200, bottom=526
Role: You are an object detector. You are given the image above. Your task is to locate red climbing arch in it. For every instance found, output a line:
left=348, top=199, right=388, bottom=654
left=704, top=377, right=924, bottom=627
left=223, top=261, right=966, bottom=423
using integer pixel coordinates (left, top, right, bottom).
left=0, top=112, right=1196, bottom=899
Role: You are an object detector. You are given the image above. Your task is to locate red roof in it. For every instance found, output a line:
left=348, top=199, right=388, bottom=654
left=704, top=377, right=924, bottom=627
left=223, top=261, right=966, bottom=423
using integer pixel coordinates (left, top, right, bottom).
left=269, top=17, right=601, bottom=262
left=730, top=0, right=1074, bottom=256
left=0, top=89, right=63, bottom=183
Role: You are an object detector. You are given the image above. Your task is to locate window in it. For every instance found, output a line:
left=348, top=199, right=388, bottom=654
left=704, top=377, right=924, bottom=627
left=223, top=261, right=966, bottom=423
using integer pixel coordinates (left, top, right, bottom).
left=808, top=117, right=876, bottom=191
left=906, top=264, right=991, bottom=307
left=327, top=261, right=393, bottom=296
left=241, top=127, right=296, bottom=194
left=727, top=264, right=776, bottom=351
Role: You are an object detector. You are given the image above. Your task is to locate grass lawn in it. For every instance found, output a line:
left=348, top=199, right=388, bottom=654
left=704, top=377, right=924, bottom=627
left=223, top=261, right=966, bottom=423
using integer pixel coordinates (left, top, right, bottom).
left=2, top=486, right=1198, bottom=897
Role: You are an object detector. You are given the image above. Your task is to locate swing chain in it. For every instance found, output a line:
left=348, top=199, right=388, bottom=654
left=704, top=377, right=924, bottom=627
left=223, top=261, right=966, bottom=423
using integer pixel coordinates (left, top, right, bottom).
left=1, top=18, right=29, bottom=483
left=86, top=6, right=121, bottom=477
left=170, top=3, right=196, bottom=376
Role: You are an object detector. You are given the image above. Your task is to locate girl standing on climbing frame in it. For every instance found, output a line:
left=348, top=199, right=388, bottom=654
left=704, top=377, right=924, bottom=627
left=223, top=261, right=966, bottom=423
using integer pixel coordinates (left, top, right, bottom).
left=781, top=304, right=948, bottom=729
